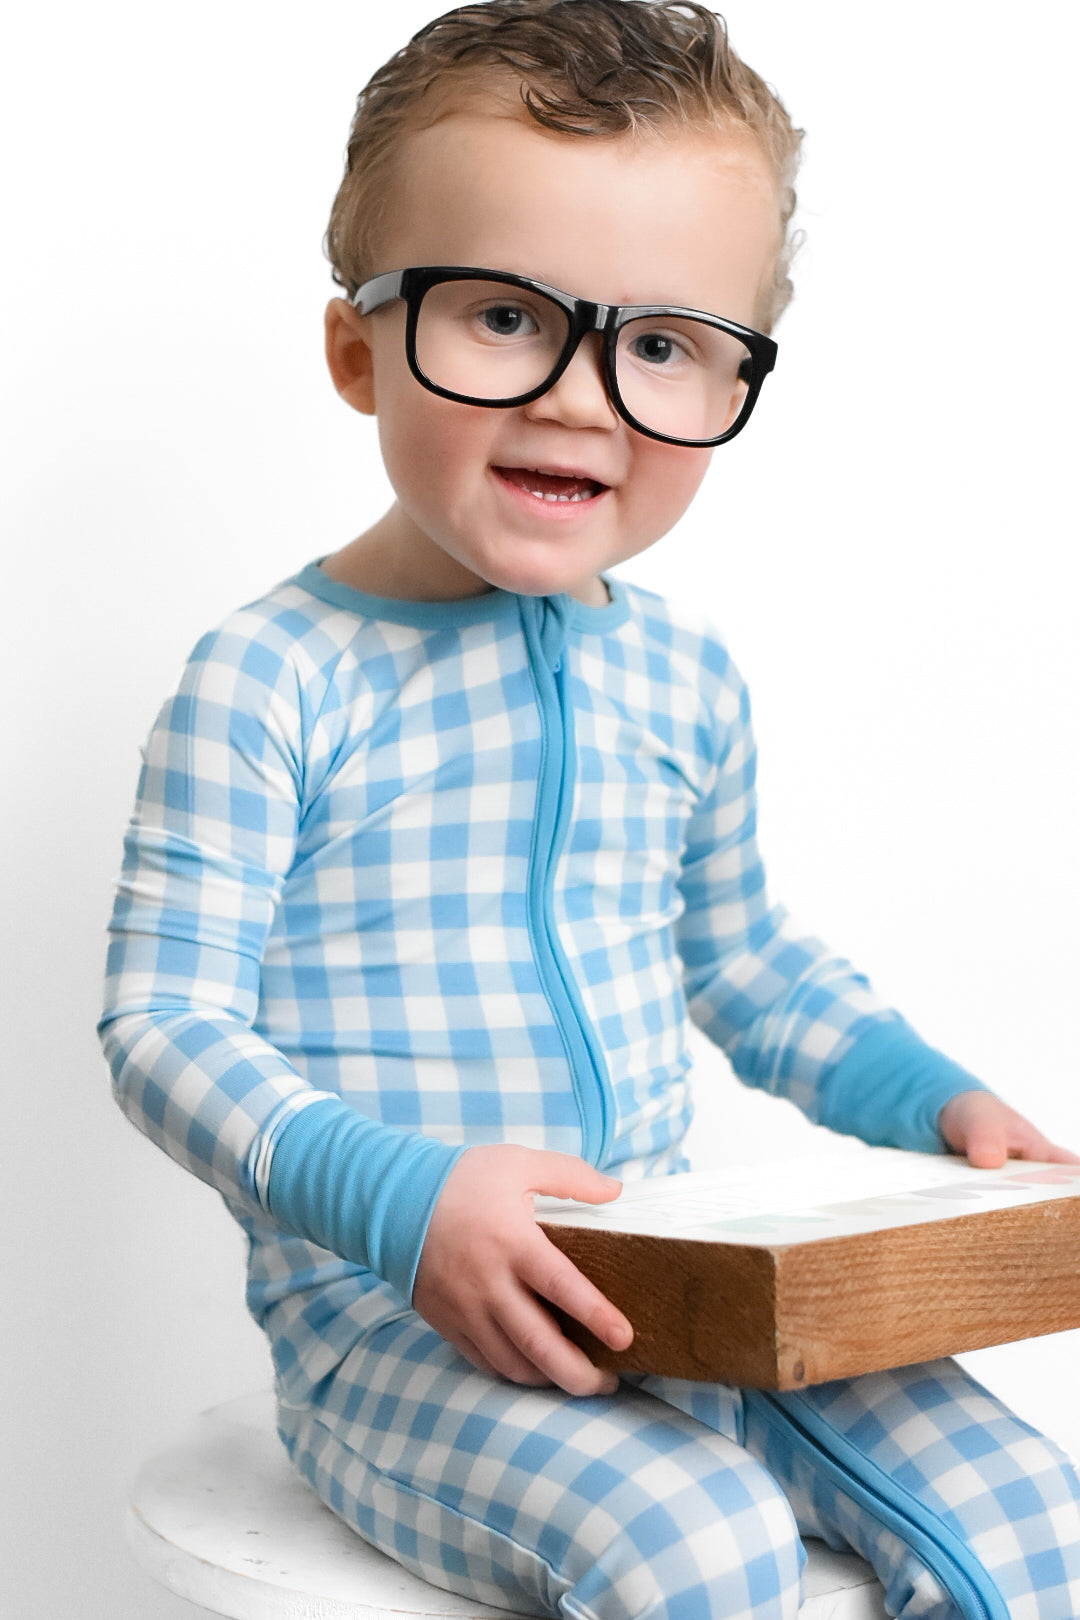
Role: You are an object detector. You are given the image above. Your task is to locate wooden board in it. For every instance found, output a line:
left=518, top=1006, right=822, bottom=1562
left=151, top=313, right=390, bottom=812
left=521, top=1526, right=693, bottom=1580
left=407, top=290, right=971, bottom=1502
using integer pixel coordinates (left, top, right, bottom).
left=535, top=1149, right=1080, bottom=1389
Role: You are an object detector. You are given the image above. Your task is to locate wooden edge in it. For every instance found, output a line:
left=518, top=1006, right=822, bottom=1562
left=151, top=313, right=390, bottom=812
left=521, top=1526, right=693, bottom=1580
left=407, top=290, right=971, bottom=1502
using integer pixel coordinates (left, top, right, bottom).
left=773, top=1195, right=1080, bottom=1386
left=539, top=1221, right=780, bottom=1386
left=542, top=1195, right=1080, bottom=1390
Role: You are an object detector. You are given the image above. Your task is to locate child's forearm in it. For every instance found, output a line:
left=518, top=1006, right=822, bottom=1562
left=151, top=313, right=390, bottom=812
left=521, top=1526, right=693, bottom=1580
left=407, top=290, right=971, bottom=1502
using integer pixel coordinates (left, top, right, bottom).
left=681, top=871, right=991, bottom=1150
left=99, top=1001, right=463, bottom=1301
left=690, top=915, right=991, bottom=1151
left=265, top=1096, right=465, bottom=1299
left=813, top=1017, right=992, bottom=1150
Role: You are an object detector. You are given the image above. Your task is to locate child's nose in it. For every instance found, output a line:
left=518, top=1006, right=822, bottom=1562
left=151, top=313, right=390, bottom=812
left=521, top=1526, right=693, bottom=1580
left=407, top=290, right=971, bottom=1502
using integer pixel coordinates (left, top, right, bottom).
left=524, top=332, right=619, bottom=432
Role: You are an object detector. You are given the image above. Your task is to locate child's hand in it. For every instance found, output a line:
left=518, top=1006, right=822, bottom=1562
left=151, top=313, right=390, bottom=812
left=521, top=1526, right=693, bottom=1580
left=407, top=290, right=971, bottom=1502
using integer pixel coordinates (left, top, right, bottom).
left=938, top=1090, right=1080, bottom=1169
left=412, top=1145, right=634, bottom=1397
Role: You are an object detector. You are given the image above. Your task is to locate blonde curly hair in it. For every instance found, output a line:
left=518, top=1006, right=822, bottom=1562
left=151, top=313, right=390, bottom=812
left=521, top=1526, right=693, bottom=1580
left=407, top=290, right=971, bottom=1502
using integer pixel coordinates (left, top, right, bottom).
left=326, top=0, right=805, bottom=332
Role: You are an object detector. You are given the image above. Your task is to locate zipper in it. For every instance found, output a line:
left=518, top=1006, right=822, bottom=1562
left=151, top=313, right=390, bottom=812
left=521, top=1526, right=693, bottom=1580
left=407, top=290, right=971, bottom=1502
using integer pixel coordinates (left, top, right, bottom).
left=521, top=597, right=614, bottom=1165
left=743, top=1388, right=1007, bottom=1620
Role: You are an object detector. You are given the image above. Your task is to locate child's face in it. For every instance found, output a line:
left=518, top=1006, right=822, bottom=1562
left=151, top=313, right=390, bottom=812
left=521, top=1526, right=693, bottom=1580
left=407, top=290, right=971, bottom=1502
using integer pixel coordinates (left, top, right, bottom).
left=327, top=112, right=780, bottom=605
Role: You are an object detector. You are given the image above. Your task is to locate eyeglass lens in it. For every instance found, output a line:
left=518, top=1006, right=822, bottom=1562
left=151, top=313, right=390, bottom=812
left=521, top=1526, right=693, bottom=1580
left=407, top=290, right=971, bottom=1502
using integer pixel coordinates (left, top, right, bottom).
left=413, top=279, right=752, bottom=442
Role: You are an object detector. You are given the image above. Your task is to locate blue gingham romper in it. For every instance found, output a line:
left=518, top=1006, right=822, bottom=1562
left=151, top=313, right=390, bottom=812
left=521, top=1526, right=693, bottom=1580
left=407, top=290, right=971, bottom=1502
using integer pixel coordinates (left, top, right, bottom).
left=99, top=561, right=1080, bottom=1618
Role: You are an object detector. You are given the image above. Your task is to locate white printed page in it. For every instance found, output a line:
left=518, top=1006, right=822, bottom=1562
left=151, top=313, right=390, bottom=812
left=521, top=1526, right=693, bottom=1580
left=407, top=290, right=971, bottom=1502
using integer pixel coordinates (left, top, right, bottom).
left=534, top=1147, right=1080, bottom=1246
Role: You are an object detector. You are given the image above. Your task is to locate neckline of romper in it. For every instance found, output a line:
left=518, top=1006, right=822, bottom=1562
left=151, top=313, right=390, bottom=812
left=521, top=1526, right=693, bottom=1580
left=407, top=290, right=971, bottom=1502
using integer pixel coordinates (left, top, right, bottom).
left=293, top=558, right=632, bottom=635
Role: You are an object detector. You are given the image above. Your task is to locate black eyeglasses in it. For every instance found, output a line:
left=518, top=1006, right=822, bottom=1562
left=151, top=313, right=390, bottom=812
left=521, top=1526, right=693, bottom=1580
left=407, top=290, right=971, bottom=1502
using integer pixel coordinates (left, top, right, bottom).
left=351, top=266, right=777, bottom=448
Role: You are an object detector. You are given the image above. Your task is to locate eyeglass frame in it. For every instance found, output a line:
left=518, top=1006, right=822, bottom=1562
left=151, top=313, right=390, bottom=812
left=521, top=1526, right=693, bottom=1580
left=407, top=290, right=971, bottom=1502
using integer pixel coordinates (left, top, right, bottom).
left=350, top=265, right=778, bottom=449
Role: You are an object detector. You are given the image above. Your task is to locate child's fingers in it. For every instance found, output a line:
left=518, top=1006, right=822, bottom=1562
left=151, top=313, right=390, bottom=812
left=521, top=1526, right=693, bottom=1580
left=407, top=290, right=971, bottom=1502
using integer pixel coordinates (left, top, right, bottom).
left=967, top=1126, right=1080, bottom=1167
left=518, top=1230, right=633, bottom=1351
left=452, top=1332, right=515, bottom=1383
left=941, top=1092, right=1080, bottom=1168
left=463, top=1319, right=555, bottom=1388
left=971, top=1146, right=1009, bottom=1168
left=524, top=1151, right=623, bottom=1205
left=1006, top=1132, right=1080, bottom=1164
left=961, top=1132, right=1010, bottom=1169
left=493, top=1287, right=620, bottom=1397
left=426, top=1259, right=614, bottom=1395
left=1040, top=1143, right=1080, bottom=1164
left=422, top=1287, right=555, bottom=1388
left=1000, top=1110, right=1072, bottom=1161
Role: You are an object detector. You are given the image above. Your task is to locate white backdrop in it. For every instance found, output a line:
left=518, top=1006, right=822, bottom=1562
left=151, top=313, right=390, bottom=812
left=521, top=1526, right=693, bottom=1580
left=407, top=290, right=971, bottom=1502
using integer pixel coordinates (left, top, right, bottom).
left=2, top=2, right=1078, bottom=1615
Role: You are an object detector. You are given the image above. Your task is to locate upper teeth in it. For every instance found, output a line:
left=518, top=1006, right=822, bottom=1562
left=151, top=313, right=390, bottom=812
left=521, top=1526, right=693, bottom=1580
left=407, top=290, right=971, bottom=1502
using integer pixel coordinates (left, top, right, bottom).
left=527, top=488, right=591, bottom=502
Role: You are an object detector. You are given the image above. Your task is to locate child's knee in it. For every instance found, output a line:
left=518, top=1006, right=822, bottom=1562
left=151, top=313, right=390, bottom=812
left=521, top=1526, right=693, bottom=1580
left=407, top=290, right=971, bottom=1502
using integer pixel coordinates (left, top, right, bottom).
left=566, top=1451, right=805, bottom=1620
left=968, top=1432, right=1080, bottom=1617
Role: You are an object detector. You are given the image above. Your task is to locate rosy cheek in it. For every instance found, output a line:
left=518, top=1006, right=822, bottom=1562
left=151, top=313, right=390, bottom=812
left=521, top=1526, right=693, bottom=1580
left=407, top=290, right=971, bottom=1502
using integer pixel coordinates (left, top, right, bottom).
left=644, top=446, right=711, bottom=506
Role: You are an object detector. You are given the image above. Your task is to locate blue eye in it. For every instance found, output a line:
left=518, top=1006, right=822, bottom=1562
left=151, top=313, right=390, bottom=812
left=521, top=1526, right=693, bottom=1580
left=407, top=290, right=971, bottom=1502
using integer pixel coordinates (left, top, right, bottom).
left=633, top=333, right=677, bottom=365
left=481, top=305, right=536, bottom=337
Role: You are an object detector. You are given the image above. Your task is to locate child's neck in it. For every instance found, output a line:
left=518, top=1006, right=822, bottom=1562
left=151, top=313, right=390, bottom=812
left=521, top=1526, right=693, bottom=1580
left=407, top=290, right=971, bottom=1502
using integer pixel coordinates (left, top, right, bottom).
left=321, top=510, right=610, bottom=607
left=320, top=513, right=491, bottom=603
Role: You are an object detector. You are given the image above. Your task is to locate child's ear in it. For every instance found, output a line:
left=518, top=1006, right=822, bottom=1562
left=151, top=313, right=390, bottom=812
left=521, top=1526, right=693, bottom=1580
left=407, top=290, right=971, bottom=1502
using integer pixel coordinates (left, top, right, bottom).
left=325, top=297, right=376, bottom=415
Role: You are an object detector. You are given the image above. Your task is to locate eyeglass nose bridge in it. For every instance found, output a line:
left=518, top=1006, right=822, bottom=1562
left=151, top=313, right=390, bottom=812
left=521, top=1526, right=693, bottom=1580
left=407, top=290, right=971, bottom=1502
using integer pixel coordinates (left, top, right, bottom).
left=534, top=296, right=618, bottom=401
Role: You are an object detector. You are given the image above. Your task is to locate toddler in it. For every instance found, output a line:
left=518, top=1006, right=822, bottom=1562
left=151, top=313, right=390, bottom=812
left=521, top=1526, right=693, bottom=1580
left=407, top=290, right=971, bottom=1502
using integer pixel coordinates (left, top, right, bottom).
left=99, top=3, right=1080, bottom=1616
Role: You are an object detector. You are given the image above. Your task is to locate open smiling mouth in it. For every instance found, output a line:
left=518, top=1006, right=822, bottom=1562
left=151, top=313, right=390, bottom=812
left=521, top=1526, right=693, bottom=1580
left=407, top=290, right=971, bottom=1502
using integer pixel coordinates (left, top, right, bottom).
left=493, top=466, right=608, bottom=504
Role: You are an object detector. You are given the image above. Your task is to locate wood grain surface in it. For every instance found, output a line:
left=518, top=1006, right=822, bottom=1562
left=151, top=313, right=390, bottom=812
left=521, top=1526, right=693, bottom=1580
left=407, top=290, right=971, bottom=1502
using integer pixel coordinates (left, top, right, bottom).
left=540, top=1196, right=1080, bottom=1389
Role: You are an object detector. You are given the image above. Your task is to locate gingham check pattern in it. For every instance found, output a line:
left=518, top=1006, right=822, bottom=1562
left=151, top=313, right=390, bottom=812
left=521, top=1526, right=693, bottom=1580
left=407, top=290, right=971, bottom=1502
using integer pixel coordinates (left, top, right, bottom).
left=99, top=564, right=1080, bottom=1615
left=99, top=564, right=896, bottom=1363
left=277, top=1311, right=1080, bottom=1619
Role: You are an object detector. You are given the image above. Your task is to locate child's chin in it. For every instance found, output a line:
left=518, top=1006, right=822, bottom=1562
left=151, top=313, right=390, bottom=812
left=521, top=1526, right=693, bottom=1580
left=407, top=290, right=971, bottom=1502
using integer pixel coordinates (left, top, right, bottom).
left=480, top=553, right=594, bottom=601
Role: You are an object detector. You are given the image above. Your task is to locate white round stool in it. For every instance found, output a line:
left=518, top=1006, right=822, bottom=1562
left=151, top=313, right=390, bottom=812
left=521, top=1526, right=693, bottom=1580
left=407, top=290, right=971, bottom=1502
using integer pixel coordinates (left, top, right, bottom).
left=128, top=1391, right=888, bottom=1619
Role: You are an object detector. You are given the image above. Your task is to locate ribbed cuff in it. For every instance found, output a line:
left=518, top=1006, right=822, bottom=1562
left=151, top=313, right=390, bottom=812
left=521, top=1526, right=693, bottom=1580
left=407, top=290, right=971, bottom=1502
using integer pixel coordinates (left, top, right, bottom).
left=817, top=1017, right=993, bottom=1152
left=265, top=1096, right=468, bottom=1302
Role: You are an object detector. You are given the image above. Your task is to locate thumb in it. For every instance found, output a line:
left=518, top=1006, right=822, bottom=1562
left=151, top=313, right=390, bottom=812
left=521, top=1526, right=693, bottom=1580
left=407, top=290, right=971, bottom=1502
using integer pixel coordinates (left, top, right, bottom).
left=962, top=1127, right=1009, bottom=1169
left=529, top=1152, right=623, bottom=1204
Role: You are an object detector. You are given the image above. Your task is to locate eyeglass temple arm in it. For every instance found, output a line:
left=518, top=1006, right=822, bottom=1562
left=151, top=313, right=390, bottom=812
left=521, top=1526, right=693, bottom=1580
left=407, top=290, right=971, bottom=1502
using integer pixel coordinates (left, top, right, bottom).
left=351, top=271, right=406, bottom=315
